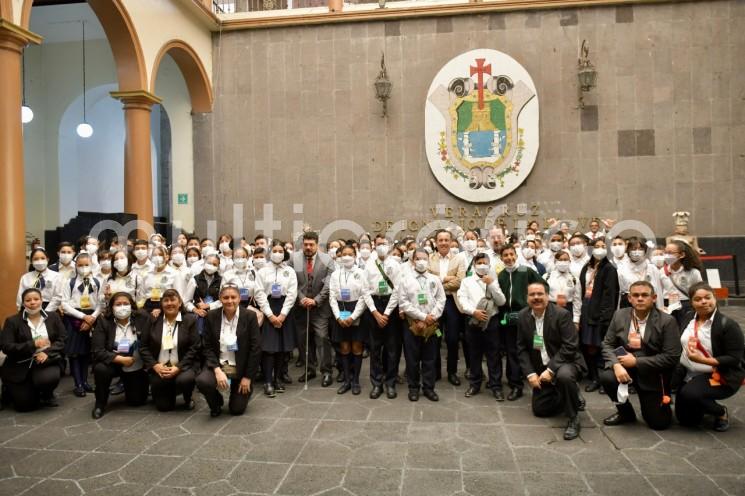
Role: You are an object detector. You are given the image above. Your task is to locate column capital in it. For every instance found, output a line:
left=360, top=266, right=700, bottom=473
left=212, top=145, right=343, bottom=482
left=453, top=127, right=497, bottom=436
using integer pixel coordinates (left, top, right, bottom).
left=0, top=19, right=42, bottom=52
left=110, top=90, right=163, bottom=110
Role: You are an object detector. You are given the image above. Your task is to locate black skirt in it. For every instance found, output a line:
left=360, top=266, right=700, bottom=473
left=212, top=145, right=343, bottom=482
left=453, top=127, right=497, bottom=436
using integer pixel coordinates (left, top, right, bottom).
left=579, top=298, right=602, bottom=347
left=331, top=300, right=369, bottom=343
left=261, top=296, right=296, bottom=353
left=64, top=309, right=94, bottom=356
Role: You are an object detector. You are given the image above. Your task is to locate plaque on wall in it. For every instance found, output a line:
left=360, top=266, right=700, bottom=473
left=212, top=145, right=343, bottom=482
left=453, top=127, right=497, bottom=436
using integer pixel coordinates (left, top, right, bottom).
left=425, top=49, right=539, bottom=203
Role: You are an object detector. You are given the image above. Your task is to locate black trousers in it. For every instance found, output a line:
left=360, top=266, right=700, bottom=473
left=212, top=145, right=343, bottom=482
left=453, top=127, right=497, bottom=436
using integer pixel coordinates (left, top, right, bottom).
left=599, top=367, right=672, bottom=430
left=466, top=320, right=500, bottom=391
left=196, top=368, right=252, bottom=415
left=436, top=295, right=467, bottom=376
left=495, top=324, right=523, bottom=389
left=531, top=364, right=582, bottom=419
left=403, top=327, right=437, bottom=392
left=93, top=363, right=149, bottom=409
left=148, top=369, right=197, bottom=412
left=369, top=297, right=403, bottom=388
left=8, top=364, right=61, bottom=412
left=675, top=373, right=734, bottom=426
left=295, top=309, right=333, bottom=374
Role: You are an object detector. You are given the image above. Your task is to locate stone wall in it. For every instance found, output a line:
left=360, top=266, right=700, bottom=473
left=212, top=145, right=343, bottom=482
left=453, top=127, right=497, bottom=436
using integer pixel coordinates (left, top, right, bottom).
left=194, top=0, right=745, bottom=240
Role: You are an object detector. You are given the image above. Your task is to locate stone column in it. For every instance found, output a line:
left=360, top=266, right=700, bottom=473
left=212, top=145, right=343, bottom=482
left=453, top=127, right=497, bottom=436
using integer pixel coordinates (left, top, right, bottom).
left=0, top=21, right=41, bottom=319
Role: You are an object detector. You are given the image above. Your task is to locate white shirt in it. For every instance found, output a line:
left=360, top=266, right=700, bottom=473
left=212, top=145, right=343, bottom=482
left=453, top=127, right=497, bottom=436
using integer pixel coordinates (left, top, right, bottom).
left=569, top=253, right=590, bottom=280
left=254, top=262, right=298, bottom=318
left=61, top=275, right=104, bottom=319
left=662, top=266, right=702, bottom=302
left=456, top=250, right=478, bottom=276
left=329, top=266, right=369, bottom=321
left=53, top=262, right=77, bottom=281
left=219, top=311, right=239, bottom=366
left=130, top=260, right=154, bottom=281
left=363, top=257, right=400, bottom=316
left=183, top=274, right=223, bottom=313
left=115, top=319, right=142, bottom=372
left=456, top=273, right=506, bottom=316
left=25, top=311, right=49, bottom=341
left=398, top=270, right=446, bottom=322
left=618, top=259, right=664, bottom=310
left=106, top=272, right=139, bottom=300
left=679, top=311, right=715, bottom=377
left=629, top=311, right=649, bottom=340
left=438, top=255, right=451, bottom=282
left=138, top=265, right=185, bottom=304
left=158, top=313, right=182, bottom=366
left=221, top=267, right=260, bottom=303
left=532, top=310, right=550, bottom=367
left=17, top=269, right=61, bottom=310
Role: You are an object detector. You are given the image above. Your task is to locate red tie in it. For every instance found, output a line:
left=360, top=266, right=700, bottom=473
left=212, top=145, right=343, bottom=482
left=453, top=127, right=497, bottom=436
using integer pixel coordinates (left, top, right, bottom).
left=306, top=257, right=313, bottom=275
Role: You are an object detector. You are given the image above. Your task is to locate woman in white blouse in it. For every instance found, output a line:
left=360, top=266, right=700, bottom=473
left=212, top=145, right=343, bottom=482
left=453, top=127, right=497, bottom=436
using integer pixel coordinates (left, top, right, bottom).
left=137, top=246, right=184, bottom=319
left=661, top=240, right=703, bottom=329
left=16, top=247, right=60, bottom=311
left=617, top=237, right=664, bottom=311
left=543, top=250, right=579, bottom=317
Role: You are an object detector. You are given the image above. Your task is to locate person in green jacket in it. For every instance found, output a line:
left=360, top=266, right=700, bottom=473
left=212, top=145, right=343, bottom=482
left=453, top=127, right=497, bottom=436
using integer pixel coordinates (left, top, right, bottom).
left=496, top=244, right=544, bottom=401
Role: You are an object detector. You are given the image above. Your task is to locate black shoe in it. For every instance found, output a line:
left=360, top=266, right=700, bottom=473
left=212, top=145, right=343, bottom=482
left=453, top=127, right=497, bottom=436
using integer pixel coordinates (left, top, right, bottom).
left=280, top=373, right=293, bottom=385
left=110, top=382, right=125, bottom=396
left=91, top=407, right=104, bottom=419
left=408, top=390, right=419, bottom=402
left=423, top=389, right=439, bottom=402
left=336, top=370, right=345, bottom=383
left=386, top=385, right=397, bottom=399
left=585, top=380, right=600, bottom=393
left=603, top=411, right=636, bottom=426
left=321, top=373, right=333, bottom=388
left=274, top=382, right=286, bottom=393
left=184, top=399, right=196, bottom=411
left=337, top=383, right=352, bottom=394
left=298, top=370, right=316, bottom=383
left=40, top=396, right=59, bottom=407
left=448, top=373, right=461, bottom=386
left=210, top=408, right=222, bottom=417
left=714, top=406, right=730, bottom=432
left=564, top=416, right=581, bottom=440
left=507, top=388, right=523, bottom=401
left=73, top=386, right=86, bottom=398
left=599, top=385, right=606, bottom=395
left=578, top=394, right=586, bottom=412
left=493, top=389, right=505, bottom=402
left=352, top=384, right=362, bottom=395
left=465, top=386, right=479, bottom=398
left=264, top=383, right=276, bottom=398
left=370, top=386, right=383, bottom=399
left=83, top=383, right=95, bottom=393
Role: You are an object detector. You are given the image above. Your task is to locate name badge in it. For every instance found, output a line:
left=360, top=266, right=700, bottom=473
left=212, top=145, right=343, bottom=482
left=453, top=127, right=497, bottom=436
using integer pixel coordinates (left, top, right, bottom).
left=339, top=310, right=352, bottom=320
left=117, top=339, right=131, bottom=354
left=227, top=342, right=239, bottom=352
left=271, top=283, right=282, bottom=299
left=378, top=280, right=388, bottom=295
left=417, top=292, right=428, bottom=305
left=80, top=293, right=91, bottom=309
left=204, top=296, right=214, bottom=304
left=533, top=334, right=544, bottom=349
left=628, top=330, right=641, bottom=349
left=151, top=287, right=162, bottom=301
left=162, top=333, right=174, bottom=350
left=340, top=288, right=351, bottom=301
left=239, top=287, right=250, bottom=301
left=223, top=334, right=238, bottom=351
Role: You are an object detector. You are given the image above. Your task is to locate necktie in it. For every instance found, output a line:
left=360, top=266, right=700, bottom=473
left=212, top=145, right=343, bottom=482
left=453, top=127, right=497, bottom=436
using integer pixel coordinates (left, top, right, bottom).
left=35, top=274, right=46, bottom=290
left=306, top=257, right=313, bottom=275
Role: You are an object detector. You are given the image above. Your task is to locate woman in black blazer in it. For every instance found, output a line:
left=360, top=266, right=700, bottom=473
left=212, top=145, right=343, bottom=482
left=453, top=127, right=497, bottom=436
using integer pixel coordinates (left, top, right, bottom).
left=139, top=289, right=201, bottom=411
left=675, top=283, right=744, bottom=431
left=196, top=285, right=262, bottom=417
left=91, top=292, right=151, bottom=418
left=578, top=238, right=620, bottom=392
left=1, top=288, right=67, bottom=412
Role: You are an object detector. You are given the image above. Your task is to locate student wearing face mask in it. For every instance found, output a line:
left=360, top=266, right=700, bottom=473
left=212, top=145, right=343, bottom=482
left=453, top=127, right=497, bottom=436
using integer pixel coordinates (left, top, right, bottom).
left=538, top=233, right=565, bottom=273
left=138, top=246, right=183, bottom=319
left=617, top=237, right=664, bottom=311
left=217, top=234, right=233, bottom=258
left=130, top=239, right=154, bottom=281
left=49, top=242, right=77, bottom=280
left=222, top=248, right=260, bottom=311
left=609, top=235, right=628, bottom=269
left=576, top=238, right=619, bottom=393
left=186, top=247, right=204, bottom=276
left=661, top=240, right=703, bottom=328
left=449, top=239, right=461, bottom=258
left=91, top=292, right=151, bottom=418
left=17, top=248, right=61, bottom=312
left=326, top=239, right=341, bottom=260
left=457, top=253, right=506, bottom=398
left=106, top=250, right=139, bottom=302
left=521, top=239, right=545, bottom=276
left=1, top=288, right=67, bottom=411
left=60, top=253, right=103, bottom=397
left=96, top=251, right=113, bottom=281
left=183, top=254, right=223, bottom=333
left=175, top=232, right=188, bottom=249
left=457, top=230, right=481, bottom=278
left=398, top=249, right=446, bottom=401
left=169, top=245, right=191, bottom=280
left=254, top=242, right=298, bottom=397
left=567, top=234, right=590, bottom=279
left=357, top=239, right=375, bottom=269
left=544, top=251, right=578, bottom=316
left=83, top=236, right=100, bottom=270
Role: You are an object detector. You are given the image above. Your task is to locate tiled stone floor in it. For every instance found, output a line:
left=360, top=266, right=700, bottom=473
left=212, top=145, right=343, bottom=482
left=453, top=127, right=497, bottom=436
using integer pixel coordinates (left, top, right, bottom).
left=1, top=306, right=744, bottom=495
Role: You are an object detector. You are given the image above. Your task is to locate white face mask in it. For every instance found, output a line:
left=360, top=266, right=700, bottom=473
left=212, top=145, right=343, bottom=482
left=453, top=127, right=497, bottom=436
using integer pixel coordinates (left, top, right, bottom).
left=340, top=255, right=355, bottom=269
left=171, top=253, right=185, bottom=266
left=202, top=246, right=216, bottom=258
left=406, top=250, right=415, bottom=260
left=664, top=254, right=679, bottom=266
left=474, top=263, right=490, bottom=276
left=549, top=241, right=562, bottom=252
left=652, top=255, right=666, bottom=268
left=570, top=244, right=586, bottom=257
left=59, top=253, right=74, bottom=265
left=134, top=249, right=148, bottom=261
left=463, top=239, right=477, bottom=252
left=359, top=248, right=371, bottom=260
left=203, top=263, right=218, bottom=275
left=629, top=250, right=645, bottom=262
left=253, top=258, right=266, bottom=269
left=86, top=243, right=98, bottom=255
left=376, top=244, right=389, bottom=258
left=525, top=234, right=536, bottom=241
left=414, top=259, right=429, bottom=273
left=151, top=256, right=164, bottom=267
left=32, top=260, right=48, bottom=272
left=187, top=256, right=199, bottom=266
left=77, top=266, right=91, bottom=277
left=25, top=306, right=42, bottom=316
left=592, top=248, right=607, bottom=260
left=328, top=247, right=337, bottom=259
left=504, top=264, right=518, bottom=273
left=99, top=260, right=112, bottom=271
left=555, top=261, right=570, bottom=273
left=233, top=257, right=248, bottom=269
left=114, top=259, right=129, bottom=273
left=522, top=247, right=535, bottom=260
left=219, top=242, right=230, bottom=253
left=113, top=304, right=132, bottom=320
left=424, top=246, right=433, bottom=254
left=611, top=245, right=626, bottom=258
left=449, top=247, right=460, bottom=256
left=270, top=252, right=285, bottom=265
left=390, top=255, right=402, bottom=264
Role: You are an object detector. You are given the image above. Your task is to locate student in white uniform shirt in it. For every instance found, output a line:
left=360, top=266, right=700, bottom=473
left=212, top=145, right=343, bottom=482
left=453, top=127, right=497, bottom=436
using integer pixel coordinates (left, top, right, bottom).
left=457, top=253, right=506, bottom=398
left=96, top=251, right=113, bottom=281
left=364, top=237, right=403, bottom=399
left=538, top=232, right=565, bottom=274
left=617, top=237, right=664, bottom=311
left=609, top=235, right=629, bottom=269
left=399, top=249, right=446, bottom=402
left=82, top=236, right=100, bottom=272
left=221, top=247, right=261, bottom=311
left=60, top=253, right=104, bottom=397
left=137, top=246, right=184, bottom=318
left=130, top=239, right=154, bottom=281
left=49, top=242, right=77, bottom=280
left=168, top=244, right=191, bottom=281
left=17, top=248, right=61, bottom=311
left=357, top=239, right=376, bottom=269
left=661, top=240, right=704, bottom=328
left=183, top=254, right=223, bottom=334
left=186, top=246, right=204, bottom=276
left=521, top=239, right=546, bottom=276
left=567, top=233, right=591, bottom=279
left=328, top=244, right=369, bottom=395
left=254, top=242, right=298, bottom=397
left=105, top=250, right=139, bottom=302
left=456, top=230, right=481, bottom=278
left=544, top=250, right=579, bottom=317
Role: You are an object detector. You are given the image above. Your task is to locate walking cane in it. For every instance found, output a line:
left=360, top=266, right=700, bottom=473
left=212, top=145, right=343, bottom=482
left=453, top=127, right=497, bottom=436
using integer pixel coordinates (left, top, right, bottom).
left=304, top=306, right=310, bottom=391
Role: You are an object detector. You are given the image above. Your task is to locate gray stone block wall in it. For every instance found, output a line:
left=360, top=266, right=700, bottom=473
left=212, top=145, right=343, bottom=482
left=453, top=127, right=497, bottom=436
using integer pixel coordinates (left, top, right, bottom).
left=195, top=0, right=745, bottom=239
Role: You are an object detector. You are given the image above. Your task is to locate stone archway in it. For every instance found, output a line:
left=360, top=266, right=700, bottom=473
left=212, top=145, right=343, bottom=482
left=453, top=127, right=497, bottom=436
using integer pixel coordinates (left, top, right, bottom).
left=150, top=39, right=213, bottom=113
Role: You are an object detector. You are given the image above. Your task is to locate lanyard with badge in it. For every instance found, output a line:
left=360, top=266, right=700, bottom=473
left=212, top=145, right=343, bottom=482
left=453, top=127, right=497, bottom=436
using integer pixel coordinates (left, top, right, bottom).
left=533, top=317, right=544, bottom=349
left=271, top=268, right=283, bottom=299
left=416, top=276, right=429, bottom=306
left=690, top=319, right=723, bottom=386
left=339, top=270, right=353, bottom=320
left=151, top=274, right=167, bottom=301
left=116, top=321, right=134, bottom=354
left=628, top=314, right=643, bottom=349
left=162, top=318, right=178, bottom=359
left=223, top=316, right=239, bottom=352
left=237, top=272, right=251, bottom=301
left=80, top=278, right=92, bottom=309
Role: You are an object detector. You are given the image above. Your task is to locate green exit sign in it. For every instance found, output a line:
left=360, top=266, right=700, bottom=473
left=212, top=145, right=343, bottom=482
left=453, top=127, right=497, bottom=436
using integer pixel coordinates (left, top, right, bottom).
left=177, top=193, right=188, bottom=205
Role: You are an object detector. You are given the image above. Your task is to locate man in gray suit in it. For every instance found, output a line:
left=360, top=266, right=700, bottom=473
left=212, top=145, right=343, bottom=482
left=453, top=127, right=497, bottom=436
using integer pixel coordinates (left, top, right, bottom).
left=290, top=231, right=335, bottom=386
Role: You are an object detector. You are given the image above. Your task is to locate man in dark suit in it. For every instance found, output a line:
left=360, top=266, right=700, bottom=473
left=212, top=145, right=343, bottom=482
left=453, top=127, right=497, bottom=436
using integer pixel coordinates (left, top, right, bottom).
left=600, top=280, right=681, bottom=430
left=289, top=231, right=335, bottom=386
left=517, top=282, right=587, bottom=440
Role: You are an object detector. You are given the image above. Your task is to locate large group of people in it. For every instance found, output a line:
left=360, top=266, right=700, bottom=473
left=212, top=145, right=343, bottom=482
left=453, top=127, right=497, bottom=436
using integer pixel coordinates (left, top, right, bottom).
left=3, top=220, right=742, bottom=440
